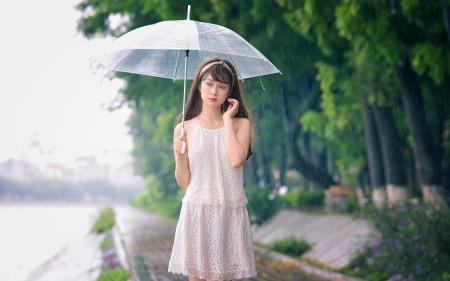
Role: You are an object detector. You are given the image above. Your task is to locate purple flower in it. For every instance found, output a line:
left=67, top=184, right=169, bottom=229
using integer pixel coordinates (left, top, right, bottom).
left=415, top=265, right=422, bottom=273
left=394, top=239, right=402, bottom=249
left=400, top=218, right=408, bottom=228
left=373, top=241, right=382, bottom=255
left=395, top=206, right=404, bottom=215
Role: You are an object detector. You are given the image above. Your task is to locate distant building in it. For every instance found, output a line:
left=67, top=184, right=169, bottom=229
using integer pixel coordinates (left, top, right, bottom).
left=43, top=162, right=75, bottom=181
left=0, top=156, right=144, bottom=187
left=0, top=159, right=42, bottom=182
left=111, top=161, right=144, bottom=187
left=74, top=156, right=110, bottom=183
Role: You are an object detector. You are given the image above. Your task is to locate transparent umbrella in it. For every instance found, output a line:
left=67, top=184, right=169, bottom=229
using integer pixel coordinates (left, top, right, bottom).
left=92, top=5, right=281, bottom=153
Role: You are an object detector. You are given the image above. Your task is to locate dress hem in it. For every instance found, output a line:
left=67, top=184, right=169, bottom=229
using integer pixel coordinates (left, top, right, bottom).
left=168, top=264, right=257, bottom=281
left=181, top=200, right=248, bottom=208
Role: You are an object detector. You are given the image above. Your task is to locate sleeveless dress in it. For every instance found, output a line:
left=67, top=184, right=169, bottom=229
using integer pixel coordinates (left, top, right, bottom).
left=168, top=118, right=257, bottom=281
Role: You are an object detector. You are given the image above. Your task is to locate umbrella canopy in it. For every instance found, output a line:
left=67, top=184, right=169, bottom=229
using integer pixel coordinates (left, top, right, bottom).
left=93, top=14, right=281, bottom=80
left=92, top=5, right=281, bottom=154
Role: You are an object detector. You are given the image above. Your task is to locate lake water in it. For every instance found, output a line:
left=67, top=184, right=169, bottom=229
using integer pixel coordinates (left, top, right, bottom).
left=0, top=204, right=101, bottom=281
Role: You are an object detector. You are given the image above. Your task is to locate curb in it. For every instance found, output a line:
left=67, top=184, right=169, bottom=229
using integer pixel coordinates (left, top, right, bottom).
left=113, top=211, right=154, bottom=281
left=254, top=244, right=366, bottom=281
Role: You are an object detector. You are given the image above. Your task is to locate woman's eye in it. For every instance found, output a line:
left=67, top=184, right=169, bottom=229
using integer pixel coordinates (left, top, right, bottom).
left=219, top=85, right=226, bottom=89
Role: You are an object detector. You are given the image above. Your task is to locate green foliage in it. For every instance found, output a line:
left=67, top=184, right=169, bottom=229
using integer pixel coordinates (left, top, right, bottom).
left=132, top=174, right=183, bottom=219
left=91, top=207, right=116, bottom=234
left=96, top=267, right=129, bottom=281
left=443, top=272, right=450, bottom=281
left=300, top=61, right=365, bottom=186
left=75, top=0, right=450, bottom=208
left=100, top=233, right=114, bottom=251
left=346, top=195, right=360, bottom=213
left=245, top=184, right=280, bottom=225
left=280, top=189, right=325, bottom=208
left=341, top=203, right=450, bottom=281
left=412, top=43, right=449, bottom=84
left=269, top=235, right=312, bottom=257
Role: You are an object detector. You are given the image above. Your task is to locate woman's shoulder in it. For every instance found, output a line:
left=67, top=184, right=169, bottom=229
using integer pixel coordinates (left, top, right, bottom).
left=233, top=117, right=251, bottom=125
left=174, top=119, right=195, bottom=135
left=232, top=117, right=252, bottom=131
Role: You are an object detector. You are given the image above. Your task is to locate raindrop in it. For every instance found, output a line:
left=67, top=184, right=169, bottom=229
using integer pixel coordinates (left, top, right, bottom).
left=259, top=77, right=266, bottom=91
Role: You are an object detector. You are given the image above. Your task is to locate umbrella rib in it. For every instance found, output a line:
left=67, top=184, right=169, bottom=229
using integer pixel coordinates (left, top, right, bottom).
left=111, top=50, right=131, bottom=72
left=173, top=50, right=180, bottom=80
left=226, top=54, right=243, bottom=80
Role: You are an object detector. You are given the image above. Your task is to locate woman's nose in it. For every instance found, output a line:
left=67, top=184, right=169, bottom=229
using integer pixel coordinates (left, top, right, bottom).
left=211, top=85, right=219, bottom=95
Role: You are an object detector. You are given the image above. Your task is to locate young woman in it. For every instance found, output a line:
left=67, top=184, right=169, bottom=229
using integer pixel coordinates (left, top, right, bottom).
left=168, top=57, right=257, bottom=281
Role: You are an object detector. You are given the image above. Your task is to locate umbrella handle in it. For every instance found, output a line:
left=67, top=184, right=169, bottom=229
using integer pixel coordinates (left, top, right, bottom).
left=181, top=142, right=186, bottom=154
left=180, top=126, right=186, bottom=154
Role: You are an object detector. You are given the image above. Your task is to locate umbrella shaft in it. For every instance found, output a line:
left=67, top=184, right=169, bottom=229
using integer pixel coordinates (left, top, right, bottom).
left=182, top=50, right=189, bottom=129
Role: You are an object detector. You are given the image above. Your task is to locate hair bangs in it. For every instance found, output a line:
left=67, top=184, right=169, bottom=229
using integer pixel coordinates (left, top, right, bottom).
left=204, top=64, right=233, bottom=85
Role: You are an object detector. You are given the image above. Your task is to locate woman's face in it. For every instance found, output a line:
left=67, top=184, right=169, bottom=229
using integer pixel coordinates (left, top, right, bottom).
left=199, top=73, right=230, bottom=107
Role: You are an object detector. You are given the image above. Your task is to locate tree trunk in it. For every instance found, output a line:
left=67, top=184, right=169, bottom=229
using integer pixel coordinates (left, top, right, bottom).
left=281, top=84, right=336, bottom=188
left=443, top=3, right=450, bottom=44
left=261, top=151, right=274, bottom=189
left=279, top=141, right=287, bottom=187
left=359, top=92, right=387, bottom=207
left=396, top=59, right=446, bottom=206
left=244, top=151, right=259, bottom=186
left=371, top=102, right=408, bottom=204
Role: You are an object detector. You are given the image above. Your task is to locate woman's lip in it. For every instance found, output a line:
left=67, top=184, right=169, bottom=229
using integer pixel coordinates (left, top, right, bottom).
left=208, top=98, right=217, bottom=102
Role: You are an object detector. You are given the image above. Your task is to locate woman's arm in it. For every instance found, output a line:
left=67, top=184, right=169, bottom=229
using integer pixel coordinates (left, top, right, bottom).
left=173, top=123, right=190, bottom=189
left=224, top=117, right=251, bottom=168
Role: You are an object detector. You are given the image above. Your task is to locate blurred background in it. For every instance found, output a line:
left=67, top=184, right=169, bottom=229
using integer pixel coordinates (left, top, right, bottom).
left=1, top=1, right=449, bottom=281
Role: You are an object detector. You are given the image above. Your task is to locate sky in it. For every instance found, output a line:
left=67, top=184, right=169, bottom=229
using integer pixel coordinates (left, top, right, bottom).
left=0, top=1, right=133, bottom=167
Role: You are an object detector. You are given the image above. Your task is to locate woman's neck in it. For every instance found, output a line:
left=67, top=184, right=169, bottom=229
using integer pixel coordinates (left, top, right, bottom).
left=198, top=106, right=223, bottom=123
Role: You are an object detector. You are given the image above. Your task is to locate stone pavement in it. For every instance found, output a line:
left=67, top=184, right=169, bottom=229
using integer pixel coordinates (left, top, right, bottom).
left=253, top=209, right=374, bottom=269
left=114, top=205, right=364, bottom=281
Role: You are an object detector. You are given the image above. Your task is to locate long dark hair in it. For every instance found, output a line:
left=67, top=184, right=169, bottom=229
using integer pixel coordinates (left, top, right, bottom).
left=174, top=57, right=253, bottom=160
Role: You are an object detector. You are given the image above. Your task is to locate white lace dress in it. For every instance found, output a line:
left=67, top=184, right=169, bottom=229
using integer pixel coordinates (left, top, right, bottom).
left=168, top=118, right=257, bottom=281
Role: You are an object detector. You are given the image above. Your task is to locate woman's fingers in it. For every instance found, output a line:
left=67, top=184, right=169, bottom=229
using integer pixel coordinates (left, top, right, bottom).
left=174, top=127, right=187, bottom=155
left=174, top=140, right=187, bottom=155
left=228, top=98, right=239, bottom=110
left=177, top=127, right=187, bottom=142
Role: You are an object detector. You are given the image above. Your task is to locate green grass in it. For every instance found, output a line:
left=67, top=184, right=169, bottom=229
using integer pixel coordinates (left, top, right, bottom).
left=269, top=235, right=312, bottom=257
left=132, top=191, right=182, bottom=219
left=280, top=190, right=325, bottom=209
left=96, top=267, right=129, bottom=281
left=100, top=233, right=114, bottom=251
left=91, top=206, right=116, bottom=234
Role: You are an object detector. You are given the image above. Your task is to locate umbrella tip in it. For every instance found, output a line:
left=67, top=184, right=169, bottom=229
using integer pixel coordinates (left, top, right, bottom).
left=187, top=5, right=191, bottom=20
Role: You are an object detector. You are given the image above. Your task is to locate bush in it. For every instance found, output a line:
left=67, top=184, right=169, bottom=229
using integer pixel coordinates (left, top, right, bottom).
left=97, top=267, right=129, bottom=281
left=132, top=174, right=183, bottom=219
left=340, top=203, right=450, bottom=281
left=132, top=189, right=183, bottom=219
left=91, top=207, right=116, bottom=234
left=245, top=184, right=280, bottom=225
left=346, top=195, right=360, bottom=213
left=280, top=189, right=325, bottom=209
left=100, top=234, right=114, bottom=251
left=269, top=235, right=312, bottom=257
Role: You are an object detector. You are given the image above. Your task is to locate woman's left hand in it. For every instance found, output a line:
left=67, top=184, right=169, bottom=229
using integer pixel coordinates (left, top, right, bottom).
left=223, top=98, right=239, bottom=122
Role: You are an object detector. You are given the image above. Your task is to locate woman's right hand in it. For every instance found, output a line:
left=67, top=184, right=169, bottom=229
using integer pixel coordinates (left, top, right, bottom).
left=173, top=125, right=188, bottom=158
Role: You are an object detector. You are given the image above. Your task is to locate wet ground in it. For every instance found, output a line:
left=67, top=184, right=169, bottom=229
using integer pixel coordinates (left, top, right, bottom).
left=115, top=205, right=363, bottom=281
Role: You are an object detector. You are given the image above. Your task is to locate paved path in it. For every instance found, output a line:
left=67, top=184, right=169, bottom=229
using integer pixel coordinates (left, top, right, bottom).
left=114, top=205, right=364, bottom=281
left=253, top=209, right=374, bottom=269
